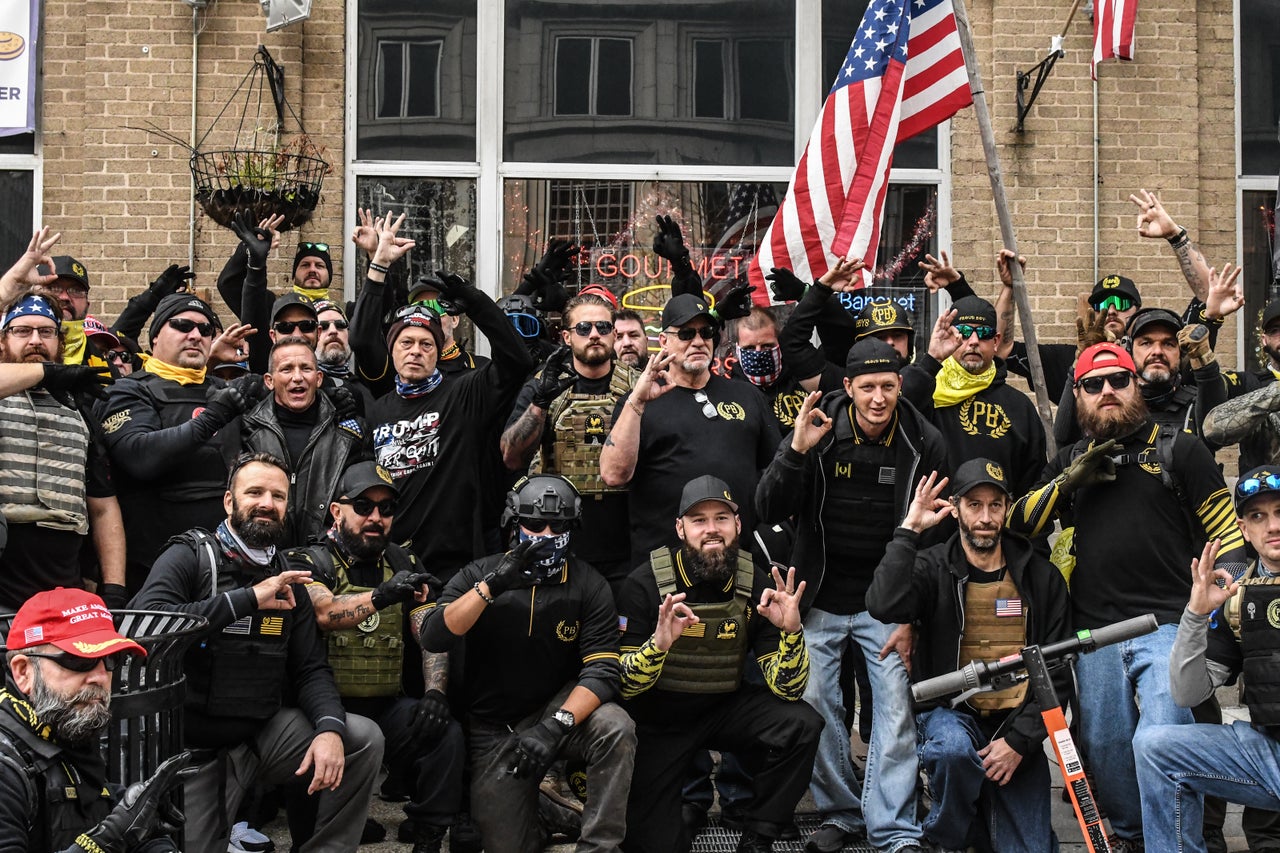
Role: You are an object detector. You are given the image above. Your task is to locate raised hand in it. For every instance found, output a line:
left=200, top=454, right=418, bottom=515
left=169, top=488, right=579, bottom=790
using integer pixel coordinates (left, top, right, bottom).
left=714, top=283, right=755, bottom=321
left=653, top=592, right=699, bottom=651
left=901, top=471, right=953, bottom=533
left=766, top=267, right=807, bottom=302
left=230, top=210, right=273, bottom=266
left=757, top=565, right=805, bottom=632
left=1188, top=539, right=1235, bottom=616
left=371, top=211, right=416, bottom=269
left=1129, top=188, right=1180, bottom=240
left=995, top=249, right=1027, bottom=289
left=351, top=207, right=379, bottom=257
left=927, top=307, right=962, bottom=362
left=920, top=250, right=960, bottom=292
left=1203, top=263, right=1244, bottom=320
left=652, top=215, right=690, bottom=263
left=818, top=257, right=864, bottom=293
left=790, top=390, right=834, bottom=454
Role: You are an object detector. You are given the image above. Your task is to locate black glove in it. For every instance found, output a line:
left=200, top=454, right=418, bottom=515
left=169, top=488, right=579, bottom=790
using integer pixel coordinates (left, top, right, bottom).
left=148, top=264, right=195, bottom=298
left=42, top=363, right=111, bottom=399
left=431, top=271, right=478, bottom=316
left=204, top=374, right=266, bottom=422
left=99, top=584, right=129, bottom=612
left=229, top=211, right=273, bottom=267
left=408, top=688, right=451, bottom=748
left=1057, top=438, right=1119, bottom=495
left=712, top=284, right=755, bottom=321
left=531, top=345, right=580, bottom=408
left=508, top=716, right=570, bottom=780
left=652, top=215, right=690, bottom=264
left=481, top=538, right=554, bottom=598
left=371, top=570, right=436, bottom=610
left=533, top=239, right=579, bottom=283
left=69, top=751, right=190, bottom=853
left=766, top=267, right=807, bottom=302
left=325, top=384, right=361, bottom=421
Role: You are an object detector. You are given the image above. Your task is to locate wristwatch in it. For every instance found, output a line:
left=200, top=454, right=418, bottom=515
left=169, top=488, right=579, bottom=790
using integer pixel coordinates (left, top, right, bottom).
left=552, top=709, right=575, bottom=729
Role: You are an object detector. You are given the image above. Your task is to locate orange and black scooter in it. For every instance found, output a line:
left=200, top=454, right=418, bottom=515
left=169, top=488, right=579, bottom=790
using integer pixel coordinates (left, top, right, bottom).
left=911, top=613, right=1159, bottom=853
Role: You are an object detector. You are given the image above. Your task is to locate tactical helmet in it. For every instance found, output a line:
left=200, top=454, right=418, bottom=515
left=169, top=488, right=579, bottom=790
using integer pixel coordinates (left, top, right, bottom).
left=497, top=293, right=544, bottom=339
left=854, top=298, right=914, bottom=359
left=502, top=474, right=582, bottom=529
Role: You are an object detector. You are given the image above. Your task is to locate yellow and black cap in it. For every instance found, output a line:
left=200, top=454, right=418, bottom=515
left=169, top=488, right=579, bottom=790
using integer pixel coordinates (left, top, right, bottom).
left=678, top=474, right=738, bottom=517
left=950, top=457, right=1009, bottom=498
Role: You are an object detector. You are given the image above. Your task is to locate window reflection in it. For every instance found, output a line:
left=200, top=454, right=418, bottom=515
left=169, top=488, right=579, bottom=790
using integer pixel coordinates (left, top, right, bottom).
left=1242, top=190, right=1278, bottom=371
left=504, top=0, right=795, bottom=164
left=354, top=176, right=478, bottom=290
left=1241, top=0, right=1280, bottom=176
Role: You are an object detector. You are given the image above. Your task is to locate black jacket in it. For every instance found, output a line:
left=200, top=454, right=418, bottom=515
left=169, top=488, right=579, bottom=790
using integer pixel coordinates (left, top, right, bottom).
left=240, top=393, right=371, bottom=547
left=755, top=391, right=949, bottom=610
left=866, top=528, right=1072, bottom=756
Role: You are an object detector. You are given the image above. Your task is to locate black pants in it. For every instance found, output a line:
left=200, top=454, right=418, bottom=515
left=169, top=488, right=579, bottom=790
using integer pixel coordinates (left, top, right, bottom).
left=623, top=687, right=823, bottom=853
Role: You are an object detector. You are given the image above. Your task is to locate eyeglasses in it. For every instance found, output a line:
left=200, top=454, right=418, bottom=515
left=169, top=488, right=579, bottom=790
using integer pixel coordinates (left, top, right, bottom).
left=44, top=283, right=88, bottom=298
left=521, top=518, right=572, bottom=534
left=673, top=326, right=716, bottom=342
left=571, top=320, right=613, bottom=337
left=339, top=497, right=398, bottom=517
left=507, top=313, right=543, bottom=339
left=105, top=350, right=127, bottom=363
left=954, top=324, right=996, bottom=341
left=23, top=651, right=121, bottom=673
left=318, top=319, right=348, bottom=332
left=693, top=390, right=718, bottom=420
left=273, top=320, right=319, bottom=335
left=298, top=242, right=330, bottom=253
left=1075, top=371, right=1134, bottom=395
left=5, top=325, right=58, bottom=340
left=1092, top=294, right=1134, bottom=312
left=168, top=317, right=215, bottom=337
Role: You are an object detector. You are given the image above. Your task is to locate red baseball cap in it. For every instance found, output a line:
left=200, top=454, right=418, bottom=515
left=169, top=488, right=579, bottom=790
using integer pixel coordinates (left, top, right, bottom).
left=1074, top=342, right=1137, bottom=383
left=7, top=588, right=145, bottom=658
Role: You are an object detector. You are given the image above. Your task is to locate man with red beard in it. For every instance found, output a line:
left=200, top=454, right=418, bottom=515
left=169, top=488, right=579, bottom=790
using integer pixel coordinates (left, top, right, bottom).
left=132, top=452, right=383, bottom=853
left=240, top=338, right=370, bottom=548
left=502, top=293, right=638, bottom=591
left=0, top=293, right=127, bottom=609
left=1008, top=342, right=1246, bottom=852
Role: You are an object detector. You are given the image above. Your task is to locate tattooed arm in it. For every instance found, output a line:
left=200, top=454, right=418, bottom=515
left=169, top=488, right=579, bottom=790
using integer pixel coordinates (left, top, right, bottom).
left=410, top=603, right=449, bottom=692
left=1131, top=189, right=1211, bottom=300
left=306, top=582, right=379, bottom=631
left=500, top=402, right=547, bottom=471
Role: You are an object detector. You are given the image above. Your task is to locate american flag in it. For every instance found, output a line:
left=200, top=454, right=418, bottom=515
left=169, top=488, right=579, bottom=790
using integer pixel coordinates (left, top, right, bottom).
left=707, top=183, right=778, bottom=305
left=747, top=0, right=970, bottom=295
left=1092, top=0, right=1137, bottom=80
left=995, top=598, right=1023, bottom=618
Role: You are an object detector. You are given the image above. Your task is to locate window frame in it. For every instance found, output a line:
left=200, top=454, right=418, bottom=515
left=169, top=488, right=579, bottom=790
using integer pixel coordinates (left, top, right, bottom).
left=374, top=38, right=445, bottom=120
left=551, top=35, right=635, bottom=118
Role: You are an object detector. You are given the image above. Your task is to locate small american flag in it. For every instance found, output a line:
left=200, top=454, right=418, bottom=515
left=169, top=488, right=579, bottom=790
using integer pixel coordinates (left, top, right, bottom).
left=748, top=0, right=970, bottom=294
left=1092, top=0, right=1138, bottom=80
left=995, top=598, right=1022, bottom=618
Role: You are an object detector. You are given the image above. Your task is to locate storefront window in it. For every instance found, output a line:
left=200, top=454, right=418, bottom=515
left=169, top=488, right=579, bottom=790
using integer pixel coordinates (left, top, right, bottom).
left=0, top=169, right=33, bottom=268
left=1241, top=0, right=1280, bottom=177
left=1242, top=189, right=1278, bottom=371
left=353, top=176, right=478, bottom=290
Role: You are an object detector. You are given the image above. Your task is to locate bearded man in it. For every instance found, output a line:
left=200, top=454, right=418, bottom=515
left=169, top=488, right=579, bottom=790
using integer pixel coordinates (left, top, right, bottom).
left=1007, top=342, right=1245, bottom=852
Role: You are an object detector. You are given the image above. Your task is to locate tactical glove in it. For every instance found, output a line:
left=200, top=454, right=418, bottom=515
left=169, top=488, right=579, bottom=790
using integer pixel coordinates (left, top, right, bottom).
left=1178, top=324, right=1214, bottom=370
left=229, top=211, right=273, bottom=267
left=67, top=752, right=190, bottom=853
left=1057, top=438, right=1119, bottom=495
left=148, top=264, right=196, bottom=298
left=99, top=584, right=129, bottom=613
left=203, top=374, right=266, bottom=423
left=431, top=272, right=478, bottom=316
left=766, top=267, right=807, bottom=302
left=481, top=538, right=554, bottom=598
left=42, top=363, right=111, bottom=399
left=408, top=689, right=451, bottom=747
left=712, top=284, right=755, bottom=322
left=530, top=346, right=580, bottom=409
left=508, top=716, right=570, bottom=780
left=533, top=239, right=578, bottom=283
left=371, top=570, right=436, bottom=610
left=325, top=384, right=361, bottom=421
left=652, top=215, right=690, bottom=265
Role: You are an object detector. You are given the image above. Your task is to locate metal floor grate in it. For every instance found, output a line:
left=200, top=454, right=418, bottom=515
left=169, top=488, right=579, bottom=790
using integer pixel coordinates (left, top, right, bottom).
left=691, top=814, right=876, bottom=852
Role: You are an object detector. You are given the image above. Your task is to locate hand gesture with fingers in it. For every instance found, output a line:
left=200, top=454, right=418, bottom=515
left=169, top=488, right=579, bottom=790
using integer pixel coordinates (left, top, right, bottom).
left=631, top=348, right=678, bottom=404
left=210, top=321, right=255, bottom=366
left=818, top=257, right=864, bottom=293
left=2, top=227, right=62, bottom=294
left=1188, top=539, right=1235, bottom=616
left=253, top=570, right=312, bottom=611
left=653, top=593, right=699, bottom=651
left=996, top=249, right=1027, bottom=289
left=927, top=308, right=961, bottom=361
left=1203, top=263, right=1244, bottom=320
left=791, top=390, right=833, bottom=454
left=757, top=565, right=805, bottom=632
left=351, top=208, right=379, bottom=257
left=371, top=211, right=416, bottom=268
left=901, top=471, right=952, bottom=534
left=258, top=214, right=285, bottom=254
left=919, top=251, right=960, bottom=292
left=1129, top=189, right=1179, bottom=240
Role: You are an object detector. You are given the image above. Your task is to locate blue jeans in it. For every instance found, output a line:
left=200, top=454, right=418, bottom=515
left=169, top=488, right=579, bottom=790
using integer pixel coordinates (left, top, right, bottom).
left=916, top=707, right=1058, bottom=853
left=803, top=607, right=923, bottom=851
left=1134, top=721, right=1280, bottom=853
left=1074, top=621, right=1193, bottom=840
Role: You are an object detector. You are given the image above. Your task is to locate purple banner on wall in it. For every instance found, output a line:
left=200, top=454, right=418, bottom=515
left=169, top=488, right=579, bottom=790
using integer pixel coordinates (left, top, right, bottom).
left=0, top=0, right=37, bottom=136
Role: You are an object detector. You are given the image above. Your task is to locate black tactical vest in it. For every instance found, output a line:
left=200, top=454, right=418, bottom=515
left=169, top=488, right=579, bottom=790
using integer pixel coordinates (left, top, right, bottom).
left=821, top=438, right=896, bottom=565
left=1225, top=578, right=1280, bottom=730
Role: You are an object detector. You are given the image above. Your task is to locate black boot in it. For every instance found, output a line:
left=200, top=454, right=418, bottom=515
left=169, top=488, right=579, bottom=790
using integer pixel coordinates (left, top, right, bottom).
left=409, top=824, right=448, bottom=853
left=736, top=829, right=775, bottom=852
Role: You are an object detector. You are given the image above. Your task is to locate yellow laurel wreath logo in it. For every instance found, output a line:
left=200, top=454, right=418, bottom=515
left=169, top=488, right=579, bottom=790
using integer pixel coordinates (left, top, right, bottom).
left=1138, top=447, right=1162, bottom=477
left=959, top=399, right=980, bottom=436
left=376, top=466, right=393, bottom=485
left=985, top=462, right=1004, bottom=481
left=871, top=302, right=898, bottom=326
left=556, top=620, right=579, bottom=642
left=716, top=401, right=745, bottom=421
left=958, top=399, right=1011, bottom=438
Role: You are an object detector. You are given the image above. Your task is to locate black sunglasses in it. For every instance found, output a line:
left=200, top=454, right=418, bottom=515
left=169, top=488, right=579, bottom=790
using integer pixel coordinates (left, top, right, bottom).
left=298, top=242, right=330, bottom=253
left=318, top=319, right=349, bottom=331
left=673, top=326, right=716, bottom=341
left=1075, top=371, right=1134, bottom=395
left=168, top=317, right=215, bottom=337
left=954, top=324, right=996, bottom=341
left=23, top=651, right=121, bottom=672
left=522, top=518, right=572, bottom=534
left=571, top=320, right=613, bottom=337
left=339, top=497, right=398, bottom=517
left=274, top=320, right=319, bottom=335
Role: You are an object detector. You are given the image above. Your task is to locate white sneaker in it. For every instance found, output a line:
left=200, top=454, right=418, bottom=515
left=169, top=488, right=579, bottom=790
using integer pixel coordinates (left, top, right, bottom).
left=228, top=821, right=275, bottom=853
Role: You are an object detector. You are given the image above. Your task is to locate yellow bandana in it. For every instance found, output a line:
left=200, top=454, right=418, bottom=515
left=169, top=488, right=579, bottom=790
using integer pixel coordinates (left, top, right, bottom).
left=932, top=356, right=996, bottom=408
left=293, top=284, right=328, bottom=303
left=61, top=319, right=86, bottom=365
left=145, top=357, right=207, bottom=386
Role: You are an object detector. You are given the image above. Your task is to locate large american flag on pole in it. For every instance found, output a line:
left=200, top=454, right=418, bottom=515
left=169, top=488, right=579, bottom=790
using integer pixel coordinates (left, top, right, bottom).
left=1092, top=0, right=1137, bottom=80
left=748, top=0, right=970, bottom=294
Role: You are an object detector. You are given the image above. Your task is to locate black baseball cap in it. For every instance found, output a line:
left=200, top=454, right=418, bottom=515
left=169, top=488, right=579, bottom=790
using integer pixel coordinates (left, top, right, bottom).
left=950, top=296, right=997, bottom=329
left=37, top=256, right=90, bottom=289
left=1126, top=307, right=1183, bottom=339
left=1263, top=298, right=1280, bottom=332
left=661, top=294, right=717, bottom=329
left=338, top=462, right=400, bottom=500
left=1091, top=274, right=1142, bottom=308
left=949, top=458, right=1010, bottom=498
left=272, top=293, right=319, bottom=323
left=845, top=336, right=904, bottom=377
left=678, top=475, right=738, bottom=516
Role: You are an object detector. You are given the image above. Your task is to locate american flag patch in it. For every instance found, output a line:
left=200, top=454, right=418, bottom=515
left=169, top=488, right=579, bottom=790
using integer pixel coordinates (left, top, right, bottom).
left=617, top=616, right=627, bottom=633
left=223, top=616, right=252, bottom=636
left=995, top=599, right=1022, bottom=617
left=23, top=627, right=43, bottom=644
left=339, top=418, right=363, bottom=438
left=878, top=467, right=895, bottom=485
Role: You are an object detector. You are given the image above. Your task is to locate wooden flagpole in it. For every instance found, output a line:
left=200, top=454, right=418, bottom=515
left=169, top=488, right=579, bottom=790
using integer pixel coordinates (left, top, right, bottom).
left=950, top=0, right=1057, bottom=456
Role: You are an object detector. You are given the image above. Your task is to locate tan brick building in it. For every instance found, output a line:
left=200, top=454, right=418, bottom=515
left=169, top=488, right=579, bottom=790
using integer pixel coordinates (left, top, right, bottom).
left=12, top=0, right=1275, bottom=374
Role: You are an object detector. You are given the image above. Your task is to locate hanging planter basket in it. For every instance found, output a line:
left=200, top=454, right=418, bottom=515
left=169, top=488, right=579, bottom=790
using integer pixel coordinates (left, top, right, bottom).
left=187, top=45, right=330, bottom=232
